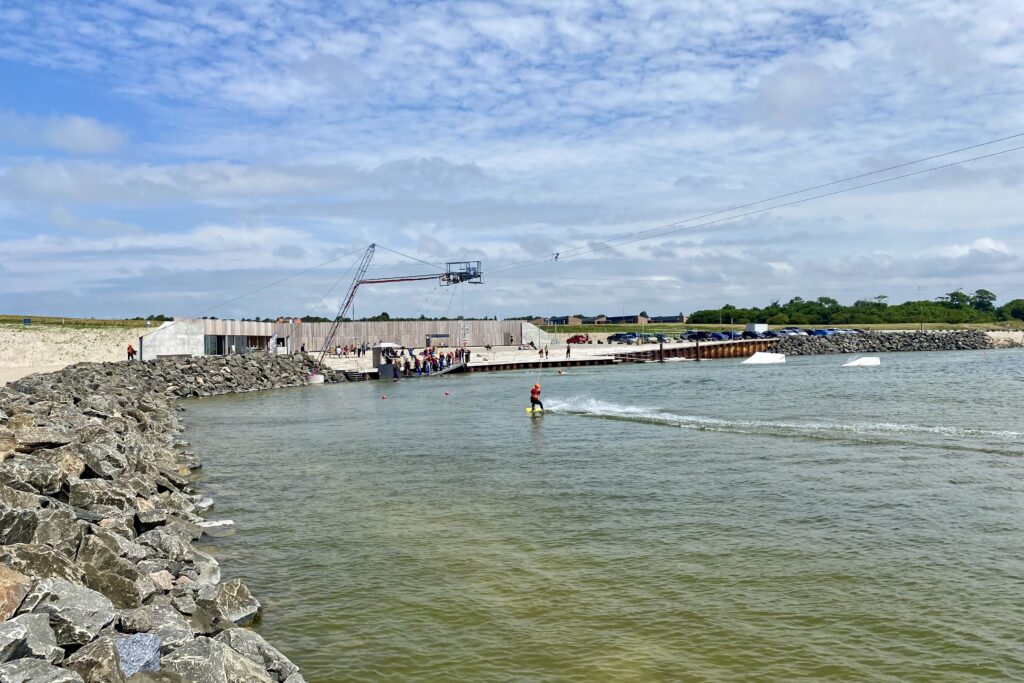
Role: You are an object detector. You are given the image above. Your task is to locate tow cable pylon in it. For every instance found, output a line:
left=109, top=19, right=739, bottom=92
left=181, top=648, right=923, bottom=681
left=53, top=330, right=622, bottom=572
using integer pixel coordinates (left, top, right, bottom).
left=311, top=244, right=483, bottom=377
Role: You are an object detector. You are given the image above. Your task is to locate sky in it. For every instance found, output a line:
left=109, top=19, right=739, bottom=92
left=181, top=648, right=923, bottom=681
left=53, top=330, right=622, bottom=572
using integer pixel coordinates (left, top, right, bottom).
left=1, top=0, right=1023, bottom=320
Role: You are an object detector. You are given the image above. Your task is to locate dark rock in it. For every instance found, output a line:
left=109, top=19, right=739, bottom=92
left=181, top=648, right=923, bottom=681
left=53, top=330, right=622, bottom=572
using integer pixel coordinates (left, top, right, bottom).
left=17, top=577, right=115, bottom=646
left=65, top=635, right=126, bottom=683
left=115, top=633, right=162, bottom=677
left=0, top=504, right=38, bottom=545
left=0, top=565, right=32, bottom=621
left=187, top=604, right=236, bottom=637
left=0, top=658, right=84, bottom=682
left=215, top=628, right=299, bottom=681
left=169, top=591, right=195, bottom=615
left=0, top=544, right=85, bottom=585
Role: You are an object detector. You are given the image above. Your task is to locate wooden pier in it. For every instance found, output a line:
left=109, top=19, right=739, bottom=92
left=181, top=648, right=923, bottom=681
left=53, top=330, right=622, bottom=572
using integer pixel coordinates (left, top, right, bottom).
left=345, top=339, right=780, bottom=380
left=613, top=338, right=777, bottom=362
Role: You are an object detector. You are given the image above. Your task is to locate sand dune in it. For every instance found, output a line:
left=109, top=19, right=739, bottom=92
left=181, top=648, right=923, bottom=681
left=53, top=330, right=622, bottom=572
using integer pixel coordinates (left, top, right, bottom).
left=0, top=324, right=147, bottom=385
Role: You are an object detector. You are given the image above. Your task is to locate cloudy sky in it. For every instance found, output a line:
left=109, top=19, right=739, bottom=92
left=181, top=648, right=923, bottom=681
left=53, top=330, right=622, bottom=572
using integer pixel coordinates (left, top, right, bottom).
left=1, top=0, right=1023, bottom=320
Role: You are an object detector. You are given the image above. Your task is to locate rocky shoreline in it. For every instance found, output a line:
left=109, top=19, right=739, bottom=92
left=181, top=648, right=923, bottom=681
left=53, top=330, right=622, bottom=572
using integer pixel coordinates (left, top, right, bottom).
left=0, top=353, right=339, bottom=682
left=774, top=330, right=995, bottom=355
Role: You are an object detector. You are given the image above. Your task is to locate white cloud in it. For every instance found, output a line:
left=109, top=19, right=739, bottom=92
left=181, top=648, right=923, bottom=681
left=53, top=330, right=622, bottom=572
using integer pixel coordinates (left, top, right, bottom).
left=0, top=113, right=125, bottom=154
left=44, top=116, right=125, bottom=153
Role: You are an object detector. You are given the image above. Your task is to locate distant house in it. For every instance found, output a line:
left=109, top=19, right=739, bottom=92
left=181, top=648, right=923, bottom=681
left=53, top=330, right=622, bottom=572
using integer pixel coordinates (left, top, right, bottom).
left=547, top=316, right=582, bottom=326
left=604, top=314, right=650, bottom=325
left=530, top=317, right=547, bottom=326
left=648, top=315, right=685, bottom=323
left=581, top=315, right=608, bottom=325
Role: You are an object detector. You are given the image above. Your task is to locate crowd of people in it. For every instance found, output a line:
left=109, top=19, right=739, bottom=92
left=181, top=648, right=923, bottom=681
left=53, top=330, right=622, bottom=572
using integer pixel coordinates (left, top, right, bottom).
left=388, top=346, right=472, bottom=377
left=333, top=343, right=369, bottom=357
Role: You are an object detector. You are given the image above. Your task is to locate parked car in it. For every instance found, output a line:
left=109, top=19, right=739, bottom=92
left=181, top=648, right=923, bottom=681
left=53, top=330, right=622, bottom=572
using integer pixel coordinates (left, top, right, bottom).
left=810, top=329, right=833, bottom=336
left=741, top=331, right=763, bottom=339
left=686, top=331, right=712, bottom=341
left=566, top=334, right=590, bottom=344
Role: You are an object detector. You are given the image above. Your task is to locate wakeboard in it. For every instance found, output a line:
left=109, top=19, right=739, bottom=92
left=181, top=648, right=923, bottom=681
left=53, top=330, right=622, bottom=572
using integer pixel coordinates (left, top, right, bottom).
left=525, top=407, right=544, bottom=415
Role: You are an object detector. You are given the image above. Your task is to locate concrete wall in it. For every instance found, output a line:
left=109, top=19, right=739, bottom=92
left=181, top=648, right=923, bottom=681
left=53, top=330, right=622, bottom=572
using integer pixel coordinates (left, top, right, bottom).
left=139, top=320, right=204, bottom=359
left=141, top=319, right=535, bottom=357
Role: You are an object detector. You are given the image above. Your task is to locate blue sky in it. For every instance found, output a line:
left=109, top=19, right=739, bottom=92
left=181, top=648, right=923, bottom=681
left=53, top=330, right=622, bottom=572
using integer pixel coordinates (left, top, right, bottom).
left=1, top=0, right=1023, bottom=319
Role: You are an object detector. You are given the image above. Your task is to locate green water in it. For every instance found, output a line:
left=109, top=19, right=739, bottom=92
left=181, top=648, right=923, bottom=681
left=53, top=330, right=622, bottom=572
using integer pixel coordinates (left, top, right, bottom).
left=185, top=350, right=1024, bottom=682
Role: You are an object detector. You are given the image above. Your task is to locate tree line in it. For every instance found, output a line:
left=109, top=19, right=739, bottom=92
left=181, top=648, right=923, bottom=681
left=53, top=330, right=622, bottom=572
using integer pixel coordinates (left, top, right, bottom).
left=687, top=290, right=1024, bottom=325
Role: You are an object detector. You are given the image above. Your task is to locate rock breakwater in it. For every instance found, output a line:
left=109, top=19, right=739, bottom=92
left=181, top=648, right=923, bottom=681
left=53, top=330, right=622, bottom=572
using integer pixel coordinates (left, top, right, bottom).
left=775, top=330, right=994, bottom=355
left=0, top=353, right=336, bottom=682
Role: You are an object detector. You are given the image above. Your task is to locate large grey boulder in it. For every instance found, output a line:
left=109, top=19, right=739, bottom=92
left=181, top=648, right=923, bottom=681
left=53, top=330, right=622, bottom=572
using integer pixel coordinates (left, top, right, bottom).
left=33, top=506, right=86, bottom=558
left=0, top=658, right=84, bottom=682
left=195, top=579, right=261, bottom=627
left=160, top=637, right=273, bottom=683
left=0, top=457, right=65, bottom=495
left=65, top=636, right=126, bottom=683
left=31, top=447, right=86, bottom=482
left=214, top=628, right=299, bottom=682
left=135, top=527, right=193, bottom=562
left=115, top=633, right=162, bottom=677
left=283, top=674, right=307, bottom=683
left=6, top=414, right=73, bottom=452
left=76, top=534, right=153, bottom=608
left=0, top=565, right=32, bottom=621
left=0, top=612, right=63, bottom=664
left=0, top=504, right=38, bottom=545
left=118, top=605, right=193, bottom=654
left=0, top=544, right=85, bottom=585
left=67, top=479, right=136, bottom=511
left=0, top=483, right=40, bottom=511
left=75, top=441, right=128, bottom=480
left=17, top=577, right=115, bottom=646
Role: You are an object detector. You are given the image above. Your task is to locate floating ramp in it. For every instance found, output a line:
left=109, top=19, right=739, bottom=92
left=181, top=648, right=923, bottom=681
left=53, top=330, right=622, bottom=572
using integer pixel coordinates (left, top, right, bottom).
left=842, top=356, right=881, bottom=367
left=741, top=352, right=786, bottom=365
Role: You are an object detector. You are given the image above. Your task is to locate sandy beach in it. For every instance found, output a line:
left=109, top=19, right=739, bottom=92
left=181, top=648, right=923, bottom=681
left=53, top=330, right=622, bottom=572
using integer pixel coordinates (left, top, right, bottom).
left=0, top=323, right=147, bottom=385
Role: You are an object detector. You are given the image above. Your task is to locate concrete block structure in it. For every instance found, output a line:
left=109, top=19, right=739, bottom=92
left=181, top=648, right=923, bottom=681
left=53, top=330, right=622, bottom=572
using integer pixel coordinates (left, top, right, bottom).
left=138, top=318, right=553, bottom=360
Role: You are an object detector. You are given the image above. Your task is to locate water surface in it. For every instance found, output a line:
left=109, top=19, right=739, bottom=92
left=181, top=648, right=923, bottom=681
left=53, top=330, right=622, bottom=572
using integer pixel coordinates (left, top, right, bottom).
left=185, top=349, right=1024, bottom=681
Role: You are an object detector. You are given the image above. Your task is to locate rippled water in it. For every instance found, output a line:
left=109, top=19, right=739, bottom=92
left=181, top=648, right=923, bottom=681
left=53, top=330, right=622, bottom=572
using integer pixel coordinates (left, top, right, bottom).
left=185, top=349, right=1024, bottom=681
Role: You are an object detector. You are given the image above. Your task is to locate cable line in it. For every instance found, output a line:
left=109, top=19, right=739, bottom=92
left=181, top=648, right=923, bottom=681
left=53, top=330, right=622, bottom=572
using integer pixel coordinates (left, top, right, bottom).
left=376, top=244, right=446, bottom=272
left=489, top=139, right=1024, bottom=275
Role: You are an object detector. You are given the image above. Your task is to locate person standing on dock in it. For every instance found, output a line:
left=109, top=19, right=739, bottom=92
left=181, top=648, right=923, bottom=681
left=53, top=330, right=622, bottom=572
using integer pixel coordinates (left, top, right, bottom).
left=565, top=345, right=571, bottom=358
left=530, top=383, right=543, bottom=411
left=127, top=344, right=136, bottom=362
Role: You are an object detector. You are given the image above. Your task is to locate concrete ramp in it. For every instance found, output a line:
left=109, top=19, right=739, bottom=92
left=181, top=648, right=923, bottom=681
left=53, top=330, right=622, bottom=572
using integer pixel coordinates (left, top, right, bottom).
left=741, top=351, right=786, bottom=365
left=521, top=322, right=558, bottom=348
left=842, top=356, right=881, bottom=367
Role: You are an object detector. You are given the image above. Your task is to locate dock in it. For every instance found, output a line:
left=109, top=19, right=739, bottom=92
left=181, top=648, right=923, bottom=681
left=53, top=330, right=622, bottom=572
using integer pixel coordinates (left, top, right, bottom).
left=324, top=338, right=779, bottom=380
